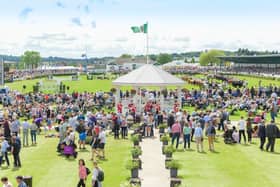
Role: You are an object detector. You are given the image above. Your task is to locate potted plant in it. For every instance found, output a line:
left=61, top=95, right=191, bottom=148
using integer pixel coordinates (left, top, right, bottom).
left=166, top=160, right=182, bottom=178
left=133, top=158, right=142, bottom=170
left=164, top=146, right=175, bottom=158
left=158, top=124, right=167, bottom=134
left=131, top=135, right=140, bottom=146
left=126, top=160, right=140, bottom=179
left=131, top=147, right=142, bottom=159
left=160, top=134, right=170, bottom=146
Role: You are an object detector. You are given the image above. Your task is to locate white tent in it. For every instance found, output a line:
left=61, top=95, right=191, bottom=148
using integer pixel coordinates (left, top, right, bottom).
left=112, top=64, right=185, bottom=86
left=112, top=64, right=185, bottom=112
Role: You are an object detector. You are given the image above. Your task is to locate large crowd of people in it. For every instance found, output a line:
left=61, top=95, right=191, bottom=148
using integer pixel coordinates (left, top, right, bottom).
left=0, top=73, right=280, bottom=186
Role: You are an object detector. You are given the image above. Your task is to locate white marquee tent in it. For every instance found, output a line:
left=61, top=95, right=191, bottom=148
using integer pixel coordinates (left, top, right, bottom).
left=112, top=64, right=185, bottom=112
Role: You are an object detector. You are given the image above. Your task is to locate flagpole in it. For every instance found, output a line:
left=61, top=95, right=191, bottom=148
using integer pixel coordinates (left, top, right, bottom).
left=146, top=22, right=149, bottom=64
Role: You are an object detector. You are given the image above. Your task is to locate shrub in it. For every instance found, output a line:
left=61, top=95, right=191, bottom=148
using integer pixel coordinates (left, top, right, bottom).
left=160, top=134, right=170, bottom=142
left=166, top=160, right=182, bottom=169
left=126, top=160, right=140, bottom=170
left=164, top=145, right=175, bottom=154
left=131, top=147, right=142, bottom=157
left=131, top=135, right=140, bottom=143
left=158, top=124, right=167, bottom=129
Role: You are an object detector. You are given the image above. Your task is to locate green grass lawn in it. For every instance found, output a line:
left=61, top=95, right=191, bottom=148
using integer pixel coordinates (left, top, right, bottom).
left=1, top=133, right=131, bottom=187
left=174, top=135, right=280, bottom=187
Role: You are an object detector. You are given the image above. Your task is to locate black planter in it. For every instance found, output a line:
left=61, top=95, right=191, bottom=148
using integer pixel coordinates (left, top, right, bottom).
left=170, top=168, right=178, bottom=178
left=159, top=128, right=165, bottom=134
left=162, top=146, right=166, bottom=155
left=138, top=134, right=142, bottom=142
left=163, top=141, right=168, bottom=146
left=133, top=159, right=142, bottom=170
left=131, top=168, right=139, bottom=178
left=132, top=154, right=139, bottom=159
left=165, top=158, right=172, bottom=169
left=133, top=141, right=139, bottom=146
left=166, top=152, right=173, bottom=158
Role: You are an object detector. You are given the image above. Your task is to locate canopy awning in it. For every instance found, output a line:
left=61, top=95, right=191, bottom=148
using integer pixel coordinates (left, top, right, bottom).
left=112, top=64, right=185, bottom=87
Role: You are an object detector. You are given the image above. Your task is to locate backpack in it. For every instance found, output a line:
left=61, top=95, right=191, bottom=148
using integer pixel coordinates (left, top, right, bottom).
left=97, top=169, right=104, bottom=182
left=86, top=167, right=91, bottom=176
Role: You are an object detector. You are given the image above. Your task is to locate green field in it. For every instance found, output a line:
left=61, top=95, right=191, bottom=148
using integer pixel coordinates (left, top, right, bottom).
left=174, top=135, right=280, bottom=187
left=1, top=133, right=131, bottom=187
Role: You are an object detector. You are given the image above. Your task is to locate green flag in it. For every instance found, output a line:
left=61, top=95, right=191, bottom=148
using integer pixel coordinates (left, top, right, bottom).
left=131, top=23, right=148, bottom=34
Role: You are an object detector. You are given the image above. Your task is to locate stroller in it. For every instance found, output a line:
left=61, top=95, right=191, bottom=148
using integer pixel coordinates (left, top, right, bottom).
left=63, top=145, right=78, bottom=158
left=223, top=129, right=235, bottom=144
left=57, top=142, right=78, bottom=158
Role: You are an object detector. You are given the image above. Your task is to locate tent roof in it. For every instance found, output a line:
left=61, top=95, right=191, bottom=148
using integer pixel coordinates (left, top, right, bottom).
left=112, top=64, right=185, bottom=86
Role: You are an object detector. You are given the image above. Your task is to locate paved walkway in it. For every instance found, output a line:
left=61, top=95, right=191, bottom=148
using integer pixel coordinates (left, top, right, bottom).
left=139, top=132, right=169, bottom=187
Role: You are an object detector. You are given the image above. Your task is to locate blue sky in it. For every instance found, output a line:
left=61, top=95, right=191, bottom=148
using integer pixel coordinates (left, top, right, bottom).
left=0, top=0, right=280, bottom=58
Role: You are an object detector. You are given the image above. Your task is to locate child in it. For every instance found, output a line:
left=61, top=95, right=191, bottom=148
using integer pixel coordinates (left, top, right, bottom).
left=77, top=159, right=87, bottom=187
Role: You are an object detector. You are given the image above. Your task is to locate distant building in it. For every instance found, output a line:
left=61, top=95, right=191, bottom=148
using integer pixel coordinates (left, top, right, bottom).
left=109, top=56, right=156, bottom=72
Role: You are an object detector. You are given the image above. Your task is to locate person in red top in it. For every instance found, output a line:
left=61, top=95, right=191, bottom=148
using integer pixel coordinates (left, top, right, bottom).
left=171, top=120, right=182, bottom=149
left=117, top=101, right=123, bottom=114
left=77, top=159, right=87, bottom=187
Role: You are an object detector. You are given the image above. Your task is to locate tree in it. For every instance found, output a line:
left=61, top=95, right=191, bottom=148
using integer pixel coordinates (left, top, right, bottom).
left=20, top=51, right=41, bottom=69
left=156, top=53, right=172, bottom=65
left=199, top=49, right=225, bottom=66
left=120, top=54, right=132, bottom=58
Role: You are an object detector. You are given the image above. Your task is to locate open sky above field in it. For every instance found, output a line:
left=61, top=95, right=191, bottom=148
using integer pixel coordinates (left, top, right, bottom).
left=1, top=0, right=280, bottom=57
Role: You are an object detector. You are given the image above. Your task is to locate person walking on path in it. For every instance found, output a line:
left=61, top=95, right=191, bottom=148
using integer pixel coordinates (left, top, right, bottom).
left=206, top=122, right=216, bottom=152
left=183, top=123, right=191, bottom=150
left=238, top=116, right=247, bottom=144
left=77, top=159, right=87, bottom=187
left=171, top=120, right=181, bottom=149
left=258, top=120, right=266, bottom=150
left=265, top=120, right=279, bottom=152
left=194, top=123, right=204, bottom=152
left=22, top=118, right=30, bottom=147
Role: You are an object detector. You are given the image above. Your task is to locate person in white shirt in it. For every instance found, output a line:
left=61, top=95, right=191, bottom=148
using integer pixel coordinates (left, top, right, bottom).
left=22, top=119, right=30, bottom=147
left=92, top=161, right=102, bottom=187
left=238, top=116, right=247, bottom=144
left=1, top=177, right=13, bottom=187
left=98, top=128, right=106, bottom=159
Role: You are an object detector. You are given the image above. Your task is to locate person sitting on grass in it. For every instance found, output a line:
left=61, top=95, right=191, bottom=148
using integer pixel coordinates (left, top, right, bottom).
left=1, top=177, right=13, bottom=187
